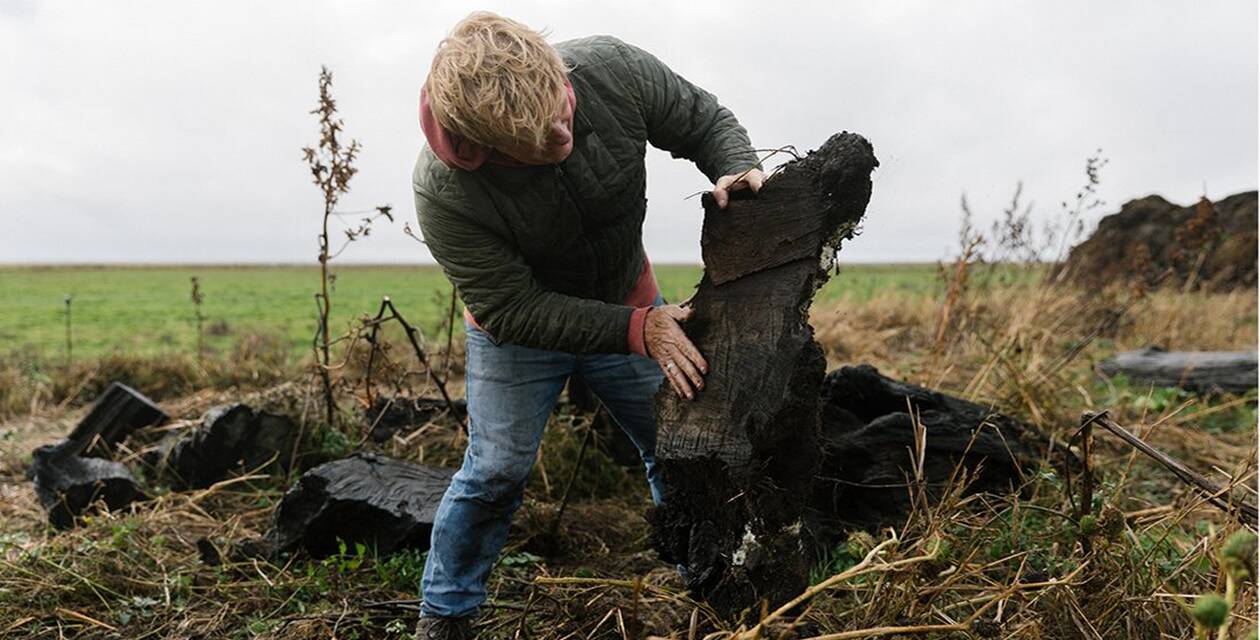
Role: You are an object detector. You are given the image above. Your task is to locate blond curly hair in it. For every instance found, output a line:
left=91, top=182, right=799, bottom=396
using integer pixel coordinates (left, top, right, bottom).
left=426, top=11, right=571, bottom=151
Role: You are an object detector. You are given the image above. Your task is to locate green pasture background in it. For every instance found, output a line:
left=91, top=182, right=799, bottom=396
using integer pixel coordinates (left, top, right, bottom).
left=0, top=264, right=943, bottom=359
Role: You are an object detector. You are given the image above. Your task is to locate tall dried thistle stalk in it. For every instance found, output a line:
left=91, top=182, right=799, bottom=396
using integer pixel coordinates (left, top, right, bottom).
left=301, top=66, right=392, bottom=424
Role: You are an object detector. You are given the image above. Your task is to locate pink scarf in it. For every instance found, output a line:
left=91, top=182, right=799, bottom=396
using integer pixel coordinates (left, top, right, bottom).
left=419, top=80, right=577, bottom=170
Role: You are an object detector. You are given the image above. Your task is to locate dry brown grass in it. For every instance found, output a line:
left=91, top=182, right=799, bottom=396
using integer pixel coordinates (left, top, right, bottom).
left=0, top=279, right=1255, bottom=639
left=0, top=330, right=295, bottom=420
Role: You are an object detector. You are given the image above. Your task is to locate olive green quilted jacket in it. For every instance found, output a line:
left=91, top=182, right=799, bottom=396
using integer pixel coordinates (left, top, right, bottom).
left=412, top=35, right=758, bottom=354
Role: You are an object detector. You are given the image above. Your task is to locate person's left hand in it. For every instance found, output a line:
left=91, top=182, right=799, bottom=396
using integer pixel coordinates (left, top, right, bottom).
left=712, top=168, right=766, bottom=209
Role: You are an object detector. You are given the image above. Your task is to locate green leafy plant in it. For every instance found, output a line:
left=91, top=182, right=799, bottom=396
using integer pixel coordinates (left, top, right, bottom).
left=499, top=551, right=542, bottom=568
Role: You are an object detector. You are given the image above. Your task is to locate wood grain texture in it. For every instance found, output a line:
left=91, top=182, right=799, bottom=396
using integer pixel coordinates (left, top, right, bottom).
left=648, top=132, right=878, bottom=618
left=65, top=382, right=168, bottom=458
left=1098, top=347, right=1257, bottom=394
left=271, top=452, right=455, bottom=558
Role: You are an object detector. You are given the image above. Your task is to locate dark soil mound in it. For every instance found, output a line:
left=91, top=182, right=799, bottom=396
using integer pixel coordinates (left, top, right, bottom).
left=1062, top=191, right=1257, bottom=291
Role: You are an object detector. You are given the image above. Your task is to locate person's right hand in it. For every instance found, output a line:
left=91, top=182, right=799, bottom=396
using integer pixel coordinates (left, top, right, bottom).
left=712, top=167, right=766, bottom=209
left=644, top=304, right=708, bottom=400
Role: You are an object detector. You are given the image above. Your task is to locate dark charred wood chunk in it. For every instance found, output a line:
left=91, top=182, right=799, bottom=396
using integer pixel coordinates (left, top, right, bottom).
left=29, top=440, right=145, bottom=529
left=271, top=452, right=455, bottom=558
left=812, top=364, right=1054, bottom=536
left=1098, top=347, right=1258, bottom=394
left=648, top=132, right=878, bottom=618
left=150, top=404, right=297, bottom=490
left=64, top=382, right=168, bottom=458
left=366, top=395, right=467, bottom=443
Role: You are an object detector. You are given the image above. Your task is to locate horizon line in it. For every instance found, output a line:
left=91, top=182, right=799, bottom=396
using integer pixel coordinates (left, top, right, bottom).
left=0, top=260, right=958, bottom=269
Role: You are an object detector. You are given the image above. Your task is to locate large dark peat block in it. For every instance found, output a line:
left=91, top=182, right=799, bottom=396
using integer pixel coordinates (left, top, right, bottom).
left=29, top=441, right=145, bottom=529
left=648, top=132, right=878, bottom=617
left=25, top=382, right=163, bottom=527
left=813, top=364, right=1056, bottom=535
left=271, top=452, right=455, bottom=558
left=65, top=381, right=169, bottom=457
left=149, top=404, right=298, bottom=490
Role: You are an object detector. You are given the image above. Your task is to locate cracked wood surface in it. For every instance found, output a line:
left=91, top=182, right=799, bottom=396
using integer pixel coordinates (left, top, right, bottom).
left=649, top=132, right=878, bottom=618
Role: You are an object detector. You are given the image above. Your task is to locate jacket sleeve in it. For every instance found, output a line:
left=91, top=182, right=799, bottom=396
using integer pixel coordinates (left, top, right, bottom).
left=614, top=38, right=760, bottom=182
left=414, top=177, right=637, bottom=354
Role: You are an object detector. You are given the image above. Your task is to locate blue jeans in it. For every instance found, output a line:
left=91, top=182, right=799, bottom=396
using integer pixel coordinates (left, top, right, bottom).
left=420, top=311, right=666, bottom=618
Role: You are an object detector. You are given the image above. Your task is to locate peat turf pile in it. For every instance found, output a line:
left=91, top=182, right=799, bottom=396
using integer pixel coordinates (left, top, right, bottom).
left=1062, top=191, right=1257, bottom=291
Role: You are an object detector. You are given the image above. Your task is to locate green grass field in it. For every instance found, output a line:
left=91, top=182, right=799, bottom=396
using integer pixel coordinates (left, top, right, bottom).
left=0, top=263, right=944, bottom=358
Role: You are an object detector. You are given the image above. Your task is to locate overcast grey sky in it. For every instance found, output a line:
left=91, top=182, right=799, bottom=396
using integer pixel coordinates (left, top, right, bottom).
left=1, top=0, right=1256, bottom=264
